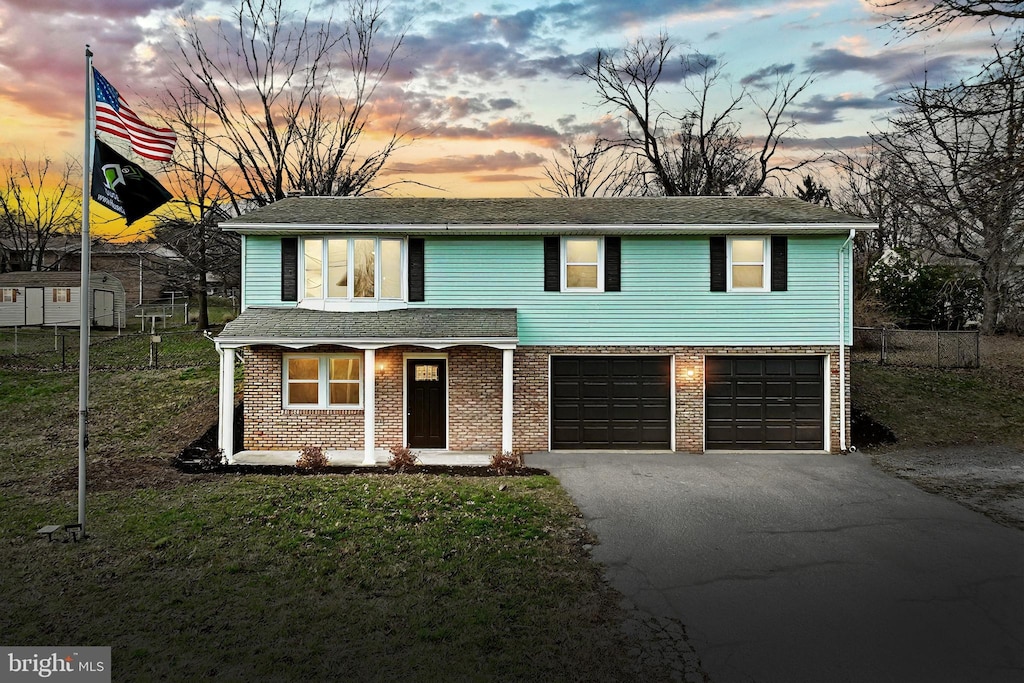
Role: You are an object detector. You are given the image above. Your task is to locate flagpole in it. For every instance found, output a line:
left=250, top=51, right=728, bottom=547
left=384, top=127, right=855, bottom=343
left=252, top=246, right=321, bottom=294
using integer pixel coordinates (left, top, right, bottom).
left=78, top=46, right=94, bottom=539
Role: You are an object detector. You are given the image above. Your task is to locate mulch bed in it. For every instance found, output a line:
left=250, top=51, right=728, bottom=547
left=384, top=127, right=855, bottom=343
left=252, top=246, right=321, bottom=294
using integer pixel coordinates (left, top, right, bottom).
left=174, top=407, right=547, bottom=477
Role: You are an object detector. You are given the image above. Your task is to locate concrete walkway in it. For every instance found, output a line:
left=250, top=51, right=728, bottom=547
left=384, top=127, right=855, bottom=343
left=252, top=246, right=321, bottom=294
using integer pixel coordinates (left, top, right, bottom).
left=533, top=450, right=1024, bottom=683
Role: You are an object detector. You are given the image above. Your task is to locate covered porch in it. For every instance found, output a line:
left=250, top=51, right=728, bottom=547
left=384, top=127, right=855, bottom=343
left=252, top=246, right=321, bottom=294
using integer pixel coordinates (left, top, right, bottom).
left=214, top=306, right=518, bottom=465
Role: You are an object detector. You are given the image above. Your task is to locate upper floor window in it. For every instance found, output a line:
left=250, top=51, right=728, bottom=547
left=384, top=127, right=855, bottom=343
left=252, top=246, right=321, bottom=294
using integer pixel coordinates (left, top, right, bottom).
left=283, top=354, right=362, bottom=409
left=728, top=237, right=769, bottom=292
left=562, top=237, right=604, bottom=292
left=302, top=237, right=404, bottom=301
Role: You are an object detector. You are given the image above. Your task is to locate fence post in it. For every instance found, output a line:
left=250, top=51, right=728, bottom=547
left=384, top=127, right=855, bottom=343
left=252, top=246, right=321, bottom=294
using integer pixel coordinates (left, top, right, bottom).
left=880, top=327, right=886, bottom=365
left=975, top=330, right=980, bottom=369
left=61, top=335, right=66, bottom=371
left=936, top=330, right=940, bottom=366
left=13, top=326, right=17, bottom=355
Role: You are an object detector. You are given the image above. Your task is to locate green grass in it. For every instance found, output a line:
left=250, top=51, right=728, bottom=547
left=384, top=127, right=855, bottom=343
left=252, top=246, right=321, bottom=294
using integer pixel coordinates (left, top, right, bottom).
left=851, top=359, right=1024, bottom=449
left=0, top=366, right=654, bottom=681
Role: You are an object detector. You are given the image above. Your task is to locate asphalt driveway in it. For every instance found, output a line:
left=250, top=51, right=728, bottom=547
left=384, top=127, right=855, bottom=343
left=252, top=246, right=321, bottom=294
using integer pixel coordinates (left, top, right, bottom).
left=532, top=450, right=1024, bottom=683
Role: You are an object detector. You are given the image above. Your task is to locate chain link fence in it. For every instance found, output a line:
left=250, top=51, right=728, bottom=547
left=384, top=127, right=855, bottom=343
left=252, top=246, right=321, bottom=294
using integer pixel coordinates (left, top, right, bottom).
left=853, top=327, right=980, bottom=368
left=0, top=325, right=220, bottom=370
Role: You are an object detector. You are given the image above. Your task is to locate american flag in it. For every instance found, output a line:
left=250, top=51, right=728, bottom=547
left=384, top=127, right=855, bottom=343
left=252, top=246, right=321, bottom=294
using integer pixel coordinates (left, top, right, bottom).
left=93, top=68, right=176, bottom=163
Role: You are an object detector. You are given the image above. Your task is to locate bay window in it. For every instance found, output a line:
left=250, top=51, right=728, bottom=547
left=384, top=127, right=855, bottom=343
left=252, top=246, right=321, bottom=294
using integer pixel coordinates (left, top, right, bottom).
left=301, top=237, right=404, bottom=301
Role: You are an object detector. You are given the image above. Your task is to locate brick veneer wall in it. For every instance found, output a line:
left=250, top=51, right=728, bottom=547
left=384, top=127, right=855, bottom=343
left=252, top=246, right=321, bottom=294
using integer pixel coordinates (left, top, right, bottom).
left=243, top=343, right=849, bottom=455
left=512, top=345, right=849, bottom=454
left=241, top=344, right=503, bottom=452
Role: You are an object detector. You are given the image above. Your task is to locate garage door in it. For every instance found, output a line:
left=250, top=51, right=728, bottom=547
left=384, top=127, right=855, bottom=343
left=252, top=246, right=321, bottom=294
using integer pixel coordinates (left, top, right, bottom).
left=705, top=356, right=825, bottom=450
left=551, top=356, right=671, bottom=449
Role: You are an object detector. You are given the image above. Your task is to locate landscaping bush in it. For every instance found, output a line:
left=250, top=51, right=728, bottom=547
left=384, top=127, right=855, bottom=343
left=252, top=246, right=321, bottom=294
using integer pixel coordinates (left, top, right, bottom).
left=295, top=445, right=329, bottom=471
left=388, top=445, right=419, bottom=472
left=490, top=448, right=524, bottom=475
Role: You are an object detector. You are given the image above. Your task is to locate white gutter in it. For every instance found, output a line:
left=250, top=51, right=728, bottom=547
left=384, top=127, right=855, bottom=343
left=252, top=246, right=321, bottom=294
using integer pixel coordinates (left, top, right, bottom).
left=838, top=229, right=856, bottom=451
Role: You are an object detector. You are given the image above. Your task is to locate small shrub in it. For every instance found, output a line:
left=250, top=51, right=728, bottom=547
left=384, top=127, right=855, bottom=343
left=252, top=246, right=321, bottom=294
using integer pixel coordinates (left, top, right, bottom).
left=296, top=445, right=329, bottom=471
left=490, top=448, right=524, bottom=475
left=388, top=445, right=419, bottom=472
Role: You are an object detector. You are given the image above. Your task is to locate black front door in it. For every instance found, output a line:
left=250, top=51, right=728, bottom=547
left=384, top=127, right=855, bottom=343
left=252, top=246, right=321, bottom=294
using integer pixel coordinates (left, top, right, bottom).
left=407, top=359, right=446, bottom=448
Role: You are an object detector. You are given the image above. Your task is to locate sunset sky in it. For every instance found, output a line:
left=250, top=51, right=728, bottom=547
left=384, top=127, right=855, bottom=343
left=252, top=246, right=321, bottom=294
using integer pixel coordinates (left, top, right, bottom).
left=0, top=0, right=1012, bottom=236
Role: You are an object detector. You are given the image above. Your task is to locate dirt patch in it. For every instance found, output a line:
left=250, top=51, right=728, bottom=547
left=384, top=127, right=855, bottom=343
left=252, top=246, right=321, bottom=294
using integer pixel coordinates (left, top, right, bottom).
left=870, top=445, right=1024, bottom=531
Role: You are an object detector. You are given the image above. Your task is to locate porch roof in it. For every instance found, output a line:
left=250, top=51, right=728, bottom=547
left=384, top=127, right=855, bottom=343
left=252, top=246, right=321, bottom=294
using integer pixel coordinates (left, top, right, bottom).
left=215, top=306, right=518, bottom=349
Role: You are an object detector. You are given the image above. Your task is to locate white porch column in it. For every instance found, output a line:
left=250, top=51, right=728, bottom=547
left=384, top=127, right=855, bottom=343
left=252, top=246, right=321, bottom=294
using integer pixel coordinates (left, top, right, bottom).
left=217, top=347, right=235, bottom=463
left=363, top=348, right=376, bottom=465
left=501, top=348, right=514, bottom=453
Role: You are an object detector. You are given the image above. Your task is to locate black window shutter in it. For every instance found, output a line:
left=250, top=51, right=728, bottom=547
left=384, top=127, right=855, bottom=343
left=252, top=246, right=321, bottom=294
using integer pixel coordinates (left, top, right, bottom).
left=709, top=236, right=727, bottom=292
left=281, top=237, right=298, bottom=301
left=771, top=236, right=788, bottom=292
left=408, top=237, right=425, bottom=302
left=604, top=236, right=621, bottom=292
left=543, top=236, right=560, bottom=292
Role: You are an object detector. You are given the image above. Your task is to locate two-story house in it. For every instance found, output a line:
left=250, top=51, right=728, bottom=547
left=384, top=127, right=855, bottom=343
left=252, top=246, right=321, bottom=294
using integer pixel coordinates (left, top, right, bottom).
left=213, top=197, right=874, bottom=464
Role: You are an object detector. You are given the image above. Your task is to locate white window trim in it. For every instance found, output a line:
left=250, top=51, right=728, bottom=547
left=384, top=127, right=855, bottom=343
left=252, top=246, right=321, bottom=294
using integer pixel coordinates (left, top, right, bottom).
left=1, top=288, right=16, bottom=302
left=561, top=236, right=604, bottom=293
left=300, top=236, right=406, bottom=303
left=727, top=236, right=770, bottom=292
left=282, top=353, right=363, bottom=410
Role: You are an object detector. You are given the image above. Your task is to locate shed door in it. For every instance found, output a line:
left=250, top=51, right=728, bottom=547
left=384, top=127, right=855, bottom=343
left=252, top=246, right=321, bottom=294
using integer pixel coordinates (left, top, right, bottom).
left=705, top=356, right=825, bottom=450
left=25, top=288, right=43, bottom=325
left=551, top=356, right=671, bottom=449
left=94, top=290, right=114, bottom=326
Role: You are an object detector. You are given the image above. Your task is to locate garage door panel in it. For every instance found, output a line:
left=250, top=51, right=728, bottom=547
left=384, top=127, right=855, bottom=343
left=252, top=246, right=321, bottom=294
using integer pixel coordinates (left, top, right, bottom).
left=706, top=356, right=825, bottom=450
left=765, top=381, right=794, bottom=398
left=793, top=402, right=823, bottom=420
left=736, top=381, right=764, bottom=398
left=734, top=359, right=763, bottom=375
left=794, top=358, right=822, bottom=375
left=552, top=355, right=671, bottom=449
left=552, top=403, right=580, bottom=421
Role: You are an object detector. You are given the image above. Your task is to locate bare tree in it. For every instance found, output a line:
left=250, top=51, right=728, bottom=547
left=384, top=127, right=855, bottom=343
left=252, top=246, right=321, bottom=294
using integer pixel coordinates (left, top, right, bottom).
left=576, top=35, right=815, bottom=196
left=169, top=0, right=408, bottom=209
left=155, top=93, right=240, bottom=329
left=872, top=38, right=1024, bottom=333
left=873, top=1, right=1023, bottom=34
left=539, top=137, right=646, bottom=197
left=0, top=154, right=81, bottom=272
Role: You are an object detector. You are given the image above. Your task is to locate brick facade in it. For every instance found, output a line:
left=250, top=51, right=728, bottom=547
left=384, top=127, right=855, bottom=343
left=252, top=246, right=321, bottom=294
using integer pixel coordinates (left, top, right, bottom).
left=242, top=343, right=850, bottom=454
left=242, top=344, right=503, bottom=452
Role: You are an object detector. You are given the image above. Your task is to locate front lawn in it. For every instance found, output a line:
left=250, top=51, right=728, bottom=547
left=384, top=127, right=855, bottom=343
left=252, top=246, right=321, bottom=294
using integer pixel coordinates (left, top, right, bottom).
left=0, top=365, right=655, bottom=681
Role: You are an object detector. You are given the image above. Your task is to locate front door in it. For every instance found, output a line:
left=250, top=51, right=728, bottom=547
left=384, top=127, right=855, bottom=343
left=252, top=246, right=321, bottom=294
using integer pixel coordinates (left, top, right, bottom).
left=407, top=359, right=446, bottom=448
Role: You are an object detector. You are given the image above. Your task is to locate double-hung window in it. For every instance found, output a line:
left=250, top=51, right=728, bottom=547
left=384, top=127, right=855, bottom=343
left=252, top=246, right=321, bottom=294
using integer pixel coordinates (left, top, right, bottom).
left=302, top=237, right=404, bottom=301
left=52, top=288, right=71, bottom=303
left=1, top=288, right=16, bottom=302
left=284, top=354, right=362, bottom=409
left=562, top=237, right=604, bottom=292
left=727, top=237, right=770, bottom=292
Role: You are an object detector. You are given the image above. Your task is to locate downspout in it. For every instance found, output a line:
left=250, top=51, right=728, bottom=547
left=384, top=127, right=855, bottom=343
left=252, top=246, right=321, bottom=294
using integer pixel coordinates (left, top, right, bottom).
left=838, top=229, right=856, bottom=452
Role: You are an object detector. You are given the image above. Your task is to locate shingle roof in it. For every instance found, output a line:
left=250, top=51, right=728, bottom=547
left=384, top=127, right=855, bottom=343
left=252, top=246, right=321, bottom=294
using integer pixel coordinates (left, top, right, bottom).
left=218, top=306, right=518, bottom=342
left=221, top=196, right=874, bottom=232
left=0, top=271, right=119, bottom=287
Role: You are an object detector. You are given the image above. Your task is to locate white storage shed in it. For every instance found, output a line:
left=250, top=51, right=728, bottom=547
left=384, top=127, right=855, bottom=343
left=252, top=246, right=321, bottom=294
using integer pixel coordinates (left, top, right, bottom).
left=0, top=271, right=127, bottom=328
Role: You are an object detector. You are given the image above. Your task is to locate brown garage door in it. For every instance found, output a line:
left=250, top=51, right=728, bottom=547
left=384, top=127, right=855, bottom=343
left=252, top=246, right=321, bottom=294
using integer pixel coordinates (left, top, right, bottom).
left=551, top=356, right=671, bottom=449
left=705, top=356, right=825, bottom=449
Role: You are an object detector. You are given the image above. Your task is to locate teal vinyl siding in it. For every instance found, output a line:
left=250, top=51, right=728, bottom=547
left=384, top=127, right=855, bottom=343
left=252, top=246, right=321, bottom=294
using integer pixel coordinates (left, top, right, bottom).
left=243, top=235, right=293, bottom=308
left=413, top=235, right=853, bottom=346
left=241, top=233, right=854, bottom=345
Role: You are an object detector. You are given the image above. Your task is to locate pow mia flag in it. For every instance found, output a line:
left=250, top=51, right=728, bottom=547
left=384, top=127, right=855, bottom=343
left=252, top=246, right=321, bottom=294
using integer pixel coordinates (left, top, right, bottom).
left=91, top=138, right=172, bottom=225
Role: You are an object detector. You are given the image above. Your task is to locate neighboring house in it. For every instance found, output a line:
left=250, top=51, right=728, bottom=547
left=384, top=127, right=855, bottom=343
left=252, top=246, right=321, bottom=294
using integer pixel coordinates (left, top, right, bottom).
left=214, top=197, right=874, bottom=463
left=0, top=236, right=185, bottom=305
left=0, top=271, right=126, bottom=327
